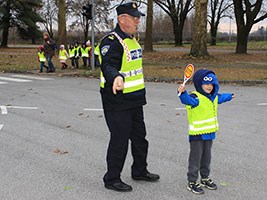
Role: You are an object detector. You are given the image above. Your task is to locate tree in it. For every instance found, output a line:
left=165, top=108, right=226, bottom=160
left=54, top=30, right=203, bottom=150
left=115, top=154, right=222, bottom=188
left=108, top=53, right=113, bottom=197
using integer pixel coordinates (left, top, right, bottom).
left=0, top=0, right=43, bottom=47
left=208, top=0, right=232, bottom=45
left=233, top=0, right=267, bottom=54
left=39, top=0, right=58, bottom=39
left=154, top=0, right=194, bottom=46
left=57, top=0, right=67, bottom=47
left=190, top=0, right=209, bottom=57
left=144, top=0, right=153, bottom=52
left=69, top=0, right=112, bottom=43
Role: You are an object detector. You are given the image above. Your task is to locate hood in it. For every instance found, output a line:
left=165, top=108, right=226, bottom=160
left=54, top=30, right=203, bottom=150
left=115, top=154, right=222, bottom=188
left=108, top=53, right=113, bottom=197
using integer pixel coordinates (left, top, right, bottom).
left=193, top=69, right=219, bottom=100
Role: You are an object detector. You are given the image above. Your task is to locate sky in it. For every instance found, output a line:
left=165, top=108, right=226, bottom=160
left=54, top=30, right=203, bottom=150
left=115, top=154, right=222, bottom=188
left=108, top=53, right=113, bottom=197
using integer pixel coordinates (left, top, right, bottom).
left=109, top=2, right=267, bottom=34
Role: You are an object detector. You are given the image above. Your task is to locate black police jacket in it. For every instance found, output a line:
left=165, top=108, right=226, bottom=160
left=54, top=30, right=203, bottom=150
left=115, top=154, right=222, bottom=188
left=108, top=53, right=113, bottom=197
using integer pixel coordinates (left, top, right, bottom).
left=99, top=24, right=146, bottom=111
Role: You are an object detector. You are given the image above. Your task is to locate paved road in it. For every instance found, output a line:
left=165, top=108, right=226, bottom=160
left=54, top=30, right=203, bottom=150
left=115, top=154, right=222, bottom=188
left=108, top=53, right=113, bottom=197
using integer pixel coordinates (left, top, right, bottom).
left=0, top=73, right=266, bottom=200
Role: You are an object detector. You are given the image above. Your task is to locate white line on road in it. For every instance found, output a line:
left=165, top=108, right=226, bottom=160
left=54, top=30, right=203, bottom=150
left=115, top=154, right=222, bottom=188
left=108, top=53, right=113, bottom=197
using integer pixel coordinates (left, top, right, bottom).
left=0, top=124, right=3, bottom=130
left=257, top=103, right=267, bottom=106
left=11, top=75, right=53, bottom=81
left=0, top=81, right=7, bottom=84
left=83, top=108, right=103, bottom=111
left=175, top=108, right=186, bottom=110
left=5, top=106, right=39, bottom=110
left=0, top=76, right=32, bottom=82
left=0, top=106, right=8, bottom=114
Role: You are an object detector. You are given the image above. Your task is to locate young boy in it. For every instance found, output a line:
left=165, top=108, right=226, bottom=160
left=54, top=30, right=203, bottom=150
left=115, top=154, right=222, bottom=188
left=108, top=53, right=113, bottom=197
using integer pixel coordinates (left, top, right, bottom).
left=58, top=44, right=69, bottom=70
left=177, top=69, right=235, bottom=195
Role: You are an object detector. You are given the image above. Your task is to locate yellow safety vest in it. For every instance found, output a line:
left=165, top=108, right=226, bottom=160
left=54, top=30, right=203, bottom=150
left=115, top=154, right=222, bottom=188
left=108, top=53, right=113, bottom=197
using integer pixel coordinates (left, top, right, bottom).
left=59, top=49, right=67, bottom=60
left=69, top=48, right=75, bottom=58
left=81, top=47, right=89, bottom=57
left=98, top=32, right=145, bottom=94
left=38, top=52, right=46, bottom=62
left=186, top=91, right=219, bottom=135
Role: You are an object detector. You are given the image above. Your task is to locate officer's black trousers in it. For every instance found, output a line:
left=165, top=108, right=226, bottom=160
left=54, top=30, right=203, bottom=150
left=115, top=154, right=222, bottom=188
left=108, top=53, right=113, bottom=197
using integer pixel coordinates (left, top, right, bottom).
left=103, top=106, right=148, bottom=184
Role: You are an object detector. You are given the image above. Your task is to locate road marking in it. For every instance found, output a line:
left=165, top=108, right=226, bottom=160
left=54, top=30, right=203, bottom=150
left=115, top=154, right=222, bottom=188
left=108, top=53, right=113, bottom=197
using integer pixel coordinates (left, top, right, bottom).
left=0, top=76, right=32, bottom=82
left=11, top=75, right=53, bottom=81
left=6, top=106, right=39, bottom=110
left=0, top=81, right=7, bottom=84
left=0, top=124, right=3, bottom=130
left=175, top=108, right=186, bottom=110
left=0, top=106, right=8, bottom=114
left=257, top=103, right=267, bottom=106
left=83, top=108, right=103, bottom=111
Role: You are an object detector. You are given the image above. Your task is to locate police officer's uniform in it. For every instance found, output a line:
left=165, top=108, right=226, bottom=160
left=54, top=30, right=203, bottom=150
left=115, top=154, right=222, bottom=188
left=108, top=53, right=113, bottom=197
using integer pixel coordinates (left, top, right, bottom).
left=97, top=3, right=158, bottom=188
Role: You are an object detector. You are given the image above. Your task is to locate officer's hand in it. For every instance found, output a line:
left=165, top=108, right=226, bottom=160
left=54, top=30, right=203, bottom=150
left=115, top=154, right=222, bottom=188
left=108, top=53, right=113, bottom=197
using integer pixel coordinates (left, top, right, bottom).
left=113, top=76, right=124, bottom=95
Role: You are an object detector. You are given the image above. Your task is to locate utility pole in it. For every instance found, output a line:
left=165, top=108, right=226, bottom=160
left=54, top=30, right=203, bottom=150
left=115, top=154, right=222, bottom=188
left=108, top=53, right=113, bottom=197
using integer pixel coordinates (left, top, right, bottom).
left=91, top=0, right=95, bottom=70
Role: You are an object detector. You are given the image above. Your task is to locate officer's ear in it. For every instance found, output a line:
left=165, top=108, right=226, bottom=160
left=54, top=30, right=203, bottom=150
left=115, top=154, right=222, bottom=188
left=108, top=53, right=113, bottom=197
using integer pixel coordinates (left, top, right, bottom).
left=118, top=15, right=126, bottom=24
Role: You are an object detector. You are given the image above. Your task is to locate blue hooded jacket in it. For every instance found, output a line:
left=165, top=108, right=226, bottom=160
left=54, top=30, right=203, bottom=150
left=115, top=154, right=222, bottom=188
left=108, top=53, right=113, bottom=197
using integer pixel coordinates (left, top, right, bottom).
left=179, top=69, right=233, bottom=141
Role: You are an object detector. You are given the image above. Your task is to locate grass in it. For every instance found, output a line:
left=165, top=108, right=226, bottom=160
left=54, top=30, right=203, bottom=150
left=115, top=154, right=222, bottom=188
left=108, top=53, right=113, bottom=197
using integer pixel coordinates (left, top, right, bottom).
left=0, top=41, right=267, bottom=83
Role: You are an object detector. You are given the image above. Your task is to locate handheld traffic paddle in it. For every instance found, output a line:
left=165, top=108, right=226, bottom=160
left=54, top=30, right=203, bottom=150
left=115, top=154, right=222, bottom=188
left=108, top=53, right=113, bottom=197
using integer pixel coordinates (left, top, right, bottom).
left=178, top=64, right=194, bottom=96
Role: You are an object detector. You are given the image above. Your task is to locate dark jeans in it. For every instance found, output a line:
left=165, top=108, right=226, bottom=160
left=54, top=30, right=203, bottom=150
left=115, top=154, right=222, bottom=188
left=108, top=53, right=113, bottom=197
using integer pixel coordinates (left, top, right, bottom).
left=187, top=140, right=213, bottom=182
left=47, top=56, right=55, bottom=71
left=103, top=106, right=148, bottom=184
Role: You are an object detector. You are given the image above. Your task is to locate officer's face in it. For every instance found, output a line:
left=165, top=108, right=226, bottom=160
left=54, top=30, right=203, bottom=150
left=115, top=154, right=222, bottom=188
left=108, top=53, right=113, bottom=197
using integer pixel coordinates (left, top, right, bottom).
left=118, top=14, right=140, bottom=35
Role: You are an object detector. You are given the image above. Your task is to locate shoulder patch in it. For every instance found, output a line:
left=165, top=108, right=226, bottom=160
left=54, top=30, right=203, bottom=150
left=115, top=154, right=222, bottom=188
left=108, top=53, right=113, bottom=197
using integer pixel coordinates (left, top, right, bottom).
left=108, top=35, right=115, bottom=40
left=101, top=45, right=110, bottom=56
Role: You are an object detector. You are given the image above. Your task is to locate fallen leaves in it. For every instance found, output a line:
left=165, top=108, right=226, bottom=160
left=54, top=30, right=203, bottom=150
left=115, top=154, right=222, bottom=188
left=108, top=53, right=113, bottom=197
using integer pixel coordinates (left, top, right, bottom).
left=53, top=149, right=69, bottom=155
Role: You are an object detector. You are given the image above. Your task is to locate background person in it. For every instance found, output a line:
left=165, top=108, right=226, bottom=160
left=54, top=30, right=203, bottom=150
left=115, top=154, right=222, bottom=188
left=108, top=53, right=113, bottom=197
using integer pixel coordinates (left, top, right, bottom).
left=42, top=32, right=56, bottom=73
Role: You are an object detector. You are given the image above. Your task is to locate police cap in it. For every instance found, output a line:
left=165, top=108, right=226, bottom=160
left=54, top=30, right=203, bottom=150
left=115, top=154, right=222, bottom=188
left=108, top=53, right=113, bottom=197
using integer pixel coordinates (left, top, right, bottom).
left=116, top=2, right=145, bottom=17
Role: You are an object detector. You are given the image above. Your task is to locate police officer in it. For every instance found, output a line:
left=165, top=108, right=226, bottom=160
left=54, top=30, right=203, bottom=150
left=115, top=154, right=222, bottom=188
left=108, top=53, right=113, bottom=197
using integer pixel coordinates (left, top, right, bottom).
left=97, top=2, right=160, bottom=192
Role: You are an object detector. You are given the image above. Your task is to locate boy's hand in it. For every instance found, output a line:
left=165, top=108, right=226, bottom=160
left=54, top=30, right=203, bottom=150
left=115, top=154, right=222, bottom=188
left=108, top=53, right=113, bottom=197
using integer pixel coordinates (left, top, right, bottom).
left=178, top=84, right=185, bottom=94
left=232, top=94, right=235, bottom=99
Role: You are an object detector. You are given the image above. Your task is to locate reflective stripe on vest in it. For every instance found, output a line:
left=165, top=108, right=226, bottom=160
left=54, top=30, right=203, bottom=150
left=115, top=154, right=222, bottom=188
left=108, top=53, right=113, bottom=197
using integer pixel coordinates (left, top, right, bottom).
left=59, top=50, right=67, bottom=60
left=186, top=91, right=219, bottom=135
left=99, top=32, right=145, bottom=93
left=38, top=52, right=46, bottom=62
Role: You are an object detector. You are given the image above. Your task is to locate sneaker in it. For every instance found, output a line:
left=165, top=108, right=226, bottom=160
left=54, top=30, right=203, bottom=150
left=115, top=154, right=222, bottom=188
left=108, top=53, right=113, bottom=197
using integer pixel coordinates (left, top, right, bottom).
left=201, top=178, right=217, bottom=190
left=187, top=182, right=204, bottom=195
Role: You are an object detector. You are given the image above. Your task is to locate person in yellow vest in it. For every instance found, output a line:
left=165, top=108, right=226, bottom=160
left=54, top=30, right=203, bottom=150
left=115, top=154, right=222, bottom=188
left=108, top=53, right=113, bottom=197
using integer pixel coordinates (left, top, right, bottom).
left=178, top=69, right=235, bottom=195
left=68, top=44, right=76, bottom=69
left=74, top=41, right=81, bottom=68
left=86, top=40, right=92, bottom=67
left=37, top=45, right=48, bottom=73
left=81, top=43, right=90, bottom=67
left=96, top=2, right=159, bottom=192
left=59, top=44, right=69, bottom=70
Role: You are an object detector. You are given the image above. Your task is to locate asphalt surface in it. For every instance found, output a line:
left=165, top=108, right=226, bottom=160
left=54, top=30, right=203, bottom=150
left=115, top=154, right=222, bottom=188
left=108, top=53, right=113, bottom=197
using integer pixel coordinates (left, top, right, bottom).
left=0, top=73, right=266, bottom=200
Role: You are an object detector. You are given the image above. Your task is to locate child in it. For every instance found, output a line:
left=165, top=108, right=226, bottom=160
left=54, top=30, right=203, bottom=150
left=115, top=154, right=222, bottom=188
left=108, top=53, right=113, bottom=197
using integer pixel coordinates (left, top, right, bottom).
left=74, top=41, right=81, bottom=69
left=177, top=69, right=235, bottom=195
left=68, top=44, right=75, bottom=69
left=59, top=44, right=69, bottom=70
left=37, top=45, right=48, bottom=73
left=81, top=43, right=90, bottom=67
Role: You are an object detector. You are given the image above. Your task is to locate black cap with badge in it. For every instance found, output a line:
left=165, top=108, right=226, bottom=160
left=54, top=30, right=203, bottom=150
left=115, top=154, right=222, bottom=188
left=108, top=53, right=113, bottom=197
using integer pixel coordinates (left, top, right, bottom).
left=116, top=2, right=145, bottom=17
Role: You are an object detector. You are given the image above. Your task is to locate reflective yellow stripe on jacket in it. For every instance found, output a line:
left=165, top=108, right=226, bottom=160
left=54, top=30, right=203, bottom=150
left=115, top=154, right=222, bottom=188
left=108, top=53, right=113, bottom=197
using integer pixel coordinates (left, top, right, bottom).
left=99, top=32, right=145, bottom=94
left=38, top=52, right=46, bottom=62
left=186, top=91, right=219, bottom=135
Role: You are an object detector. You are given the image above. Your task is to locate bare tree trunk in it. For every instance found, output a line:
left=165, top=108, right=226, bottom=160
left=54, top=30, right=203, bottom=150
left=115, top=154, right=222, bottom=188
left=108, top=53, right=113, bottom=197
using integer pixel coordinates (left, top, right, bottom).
left=58, top=0, right=67, bottom=47
left=235, top=25, right=249, bottom=54
left=172, top=17, right=183, bottom=46
left=144, top=0, right=153, bottom=52
left=190, top=0, right=209, bottom=57
left=1, top=4, right=11, bottom=48
left=210, top=24, right=217, bottom=46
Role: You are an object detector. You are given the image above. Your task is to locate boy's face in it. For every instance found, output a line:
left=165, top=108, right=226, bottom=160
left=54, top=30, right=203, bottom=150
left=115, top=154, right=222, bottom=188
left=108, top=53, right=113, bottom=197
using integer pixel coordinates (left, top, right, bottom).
left=202, top=84, right=213, bottom=94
